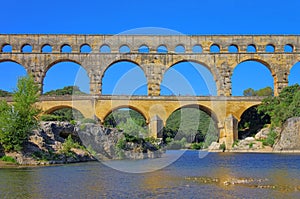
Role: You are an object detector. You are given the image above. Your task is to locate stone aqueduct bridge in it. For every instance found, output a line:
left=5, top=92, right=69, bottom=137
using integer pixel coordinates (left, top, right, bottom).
left=1, top=34, right=300, bottom=148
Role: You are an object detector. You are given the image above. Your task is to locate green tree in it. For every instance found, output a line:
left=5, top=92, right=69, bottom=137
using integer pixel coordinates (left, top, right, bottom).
left=0, top=76, right=40, bottom=152
left=164, top=108, right=218, bottom=144
left=243, top=88, right=256, bottom=96
left=43, top=86, right=86, bottom=96
left=243, top=87, right=273, bottom=96
left=258, top=84, right=300, bottom=127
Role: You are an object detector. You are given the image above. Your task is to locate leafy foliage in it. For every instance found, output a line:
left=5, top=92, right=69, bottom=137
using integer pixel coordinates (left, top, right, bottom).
left=41, top=108, right=84, bottom=122
left=0, top=76, right=40, bottom=152
left=262, top=130, right=278, bottom=146
left=0, top=155, right=17, bottom=163
left=243, top=86, right=273, bottom=96
left=60, top=135, right=84, bottom=156
left=163, top=108, right=218, bottom=147
left=258, top=84, right=300, bottom=127
left=43, top=86, right=86, bottom=96
left=104, top=109, right=148, bottom=137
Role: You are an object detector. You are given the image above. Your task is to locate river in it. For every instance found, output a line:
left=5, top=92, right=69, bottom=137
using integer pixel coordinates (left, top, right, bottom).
left=1, top=151, right=300, bottom=198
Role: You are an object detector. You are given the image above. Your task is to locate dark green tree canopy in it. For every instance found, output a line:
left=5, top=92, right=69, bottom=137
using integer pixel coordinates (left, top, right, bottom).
left=258, top=84, right=300, bottom=127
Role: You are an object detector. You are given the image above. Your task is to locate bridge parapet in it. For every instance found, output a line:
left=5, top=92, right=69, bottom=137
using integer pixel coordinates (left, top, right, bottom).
left=1, top=34, right=300, bottom=54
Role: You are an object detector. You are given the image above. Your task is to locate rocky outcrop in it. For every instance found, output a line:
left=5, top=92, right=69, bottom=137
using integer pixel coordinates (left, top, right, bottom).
left=0, top=121, right=164, bottom=165
left=1, top=121, right=95, bottom=165
left=78, top=123, right=163, bottom=160
left=273, top=117, right=300, bottom=151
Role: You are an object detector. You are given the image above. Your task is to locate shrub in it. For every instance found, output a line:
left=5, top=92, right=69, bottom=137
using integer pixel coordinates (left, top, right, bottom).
left=232, top=140, right=239, bottom=148
left=0, top=155, right=17, bottom=164
left=262, top=130, right=278, bottom=146
left=190, top=142, right=203, bottom=150
left=61, top=135, right=83, bottom=156
left=219, top=142, right=226, bottom=152
left=249, top=142, right=254, bottom=149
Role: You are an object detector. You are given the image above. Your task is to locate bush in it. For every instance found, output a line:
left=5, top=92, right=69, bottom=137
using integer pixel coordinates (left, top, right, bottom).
left=0, top=155, right=17, bottom=164
left=249, top=142, right=254, bottom=149
left=61, top=135, right=83, bottom=156
left=40, top=114, right=62, bottom=121
left=262, top=130, right=278, bottom=146
left=232, top=140, right=239, bottom=148
left=167, top=138, right=187, bottom=149
left=190, top=142, right=203, bottom=150
left=219, top=142, right=226, bottom=152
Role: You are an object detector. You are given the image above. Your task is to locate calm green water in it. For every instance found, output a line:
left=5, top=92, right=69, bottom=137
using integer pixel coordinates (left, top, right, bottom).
left=1, top=151, right=300, bottom=198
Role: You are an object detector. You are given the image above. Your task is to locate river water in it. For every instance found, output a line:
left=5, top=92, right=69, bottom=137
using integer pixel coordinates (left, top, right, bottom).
left=1, top=151, right=300, bottom=198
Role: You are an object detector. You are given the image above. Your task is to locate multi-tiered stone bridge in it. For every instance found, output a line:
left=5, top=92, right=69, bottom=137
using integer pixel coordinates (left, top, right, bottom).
left=1, top=34, right=300, bottom=148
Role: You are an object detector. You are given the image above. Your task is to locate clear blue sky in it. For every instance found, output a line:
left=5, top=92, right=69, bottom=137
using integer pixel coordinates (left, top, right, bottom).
left=1, top=0, right=300, bottom=95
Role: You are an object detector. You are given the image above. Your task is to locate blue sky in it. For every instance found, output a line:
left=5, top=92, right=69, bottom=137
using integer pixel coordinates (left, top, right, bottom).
left=1, top=0, right=300, bottom=95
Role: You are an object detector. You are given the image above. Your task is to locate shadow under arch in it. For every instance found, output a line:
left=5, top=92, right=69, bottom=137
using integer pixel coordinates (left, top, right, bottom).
left=231, top=59, right=274, bottom=96
left=237, top=105, right=270, bottom=139
left=102, top=105, right=149, bottom=125
left=0, top=59, right=27, bottom=92
left=42, top=60, right=90, bottom=94
left=101, top=60, right=148, bottom=95
left=161, top=60, right=217, bottom=96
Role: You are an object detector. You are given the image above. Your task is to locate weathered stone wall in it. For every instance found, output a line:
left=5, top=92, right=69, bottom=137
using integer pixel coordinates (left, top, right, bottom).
left=0, top=34, right=300, bottom=96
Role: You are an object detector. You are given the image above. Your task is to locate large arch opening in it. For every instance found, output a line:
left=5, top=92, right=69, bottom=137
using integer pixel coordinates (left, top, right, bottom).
left=103, top=107, right=148, bottom=137
left=43, top=61, right=90, bottom=95
left=238, top=106, right=270, bottom=139
left=164, top=105, right=219, bottom=149
left=102, top=61, right=147, bottom=95
left=0, top=61, right=27, bottom=95
left=232, top=60, right=274, bottom=96
left=288, top=62, right=300, bottom=86
left=161, top=61, right=217, bottom=96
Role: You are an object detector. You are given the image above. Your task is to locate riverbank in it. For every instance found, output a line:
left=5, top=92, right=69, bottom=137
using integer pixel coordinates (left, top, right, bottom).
left=0, top=121, right=163, bottom=166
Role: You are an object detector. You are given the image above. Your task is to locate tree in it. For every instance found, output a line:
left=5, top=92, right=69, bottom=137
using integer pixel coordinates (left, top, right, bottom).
left=0, top=76, right=40, bottom=151
left=163, top=108, right=218, bottom=145
left=43, top=86, right=86, bottom=96
left=243, top=87, right=273, bottom=96
left=258, top=84, right=300, bottom=127
left=243, top=88, right=256, bottom=96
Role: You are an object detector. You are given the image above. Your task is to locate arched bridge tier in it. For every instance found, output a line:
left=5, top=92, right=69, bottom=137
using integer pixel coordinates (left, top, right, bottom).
left=9, top=95, right=261, bottom=149
left=1, top=34, right=300, bottom=96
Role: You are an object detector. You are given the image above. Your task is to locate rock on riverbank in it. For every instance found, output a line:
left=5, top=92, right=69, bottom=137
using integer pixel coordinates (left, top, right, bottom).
left=210, top=117, right=300, bottom=152
left=0, top=121, right=163, bottom=166
left=273, top=117, right=300, bottom=151
left=78, top=123, right=163, bottom=160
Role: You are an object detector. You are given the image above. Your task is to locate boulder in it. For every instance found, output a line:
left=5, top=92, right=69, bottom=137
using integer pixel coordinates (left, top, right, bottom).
left=273, top=117, right=300, bottom=151
left=255, top=127, right=270, bottom=140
